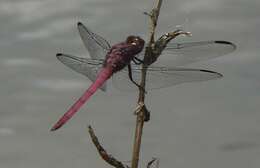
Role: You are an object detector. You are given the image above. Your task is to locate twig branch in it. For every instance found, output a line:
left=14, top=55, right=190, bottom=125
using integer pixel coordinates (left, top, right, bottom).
left=144, top=0, right=162, bottom=44
left=88, top=1, right=192, bottom=168
left=131, top=1, right=163, bottom=168
left=149, top=29, right=192, bottom=64
left=88, top=125, right=127, bottom=168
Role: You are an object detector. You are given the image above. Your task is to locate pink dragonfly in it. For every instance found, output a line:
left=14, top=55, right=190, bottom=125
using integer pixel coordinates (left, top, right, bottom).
left=51, top=22, right=236, bottom=131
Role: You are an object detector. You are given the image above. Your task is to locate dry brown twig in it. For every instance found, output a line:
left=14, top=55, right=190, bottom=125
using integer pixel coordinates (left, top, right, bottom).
left=132, top=0, right=191, bottom=167
left=131, top=0, right=165, bottom=168
left=88, top=126, right=128, bottom=168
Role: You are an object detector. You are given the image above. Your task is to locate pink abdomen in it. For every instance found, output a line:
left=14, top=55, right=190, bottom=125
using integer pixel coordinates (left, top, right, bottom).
left=51, top=67, right=113, bottom=131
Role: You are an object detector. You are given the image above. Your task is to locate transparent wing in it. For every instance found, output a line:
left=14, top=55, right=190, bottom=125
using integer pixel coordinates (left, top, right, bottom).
left=137, top=40, right=236, bottom=66
left=77, top=22, right=111, bottom=59
left=112, top=65, right=222, bottom=91
left=56, top=53, right=107, bottom=91
left=56, top=54, right=222, bottom=91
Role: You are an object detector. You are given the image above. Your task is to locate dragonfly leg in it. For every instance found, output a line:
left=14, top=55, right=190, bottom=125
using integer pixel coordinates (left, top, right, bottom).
left=134, top=102, right=150, bottom=122
left=132, top=58, right=141, bottom=65
left=133, top=56, right=144, bottom=65
left=128, top=64, right=147, bottom=93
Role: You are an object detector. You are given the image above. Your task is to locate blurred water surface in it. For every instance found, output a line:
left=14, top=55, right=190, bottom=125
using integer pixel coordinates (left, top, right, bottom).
left=0, top=0, right=260, bottom=168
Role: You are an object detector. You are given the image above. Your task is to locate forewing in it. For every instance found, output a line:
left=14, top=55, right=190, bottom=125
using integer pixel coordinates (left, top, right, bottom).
left=112, top=65, right=222, bottom=91
left=77, top=22, right=111, bottom=59
left=161, top=40, right=236, bottom=66
left=137, top=41, right=236, bottom=66
left=56, top=53, right=107, bottom=91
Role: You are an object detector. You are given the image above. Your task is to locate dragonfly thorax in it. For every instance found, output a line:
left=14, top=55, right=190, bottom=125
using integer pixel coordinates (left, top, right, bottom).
left=103, top=36, right=145, bottom=72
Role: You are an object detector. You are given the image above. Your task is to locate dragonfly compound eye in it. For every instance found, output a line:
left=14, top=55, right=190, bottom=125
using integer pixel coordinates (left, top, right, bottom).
left=126, top=36, right=136, bottom=44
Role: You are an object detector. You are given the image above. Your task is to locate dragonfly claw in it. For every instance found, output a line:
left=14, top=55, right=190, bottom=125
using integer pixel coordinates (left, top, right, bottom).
left=134, top=102, right=150, bottom=122
left=168, top=29, right=192, bottom=38
left=134, top=102, right=145, bottom=115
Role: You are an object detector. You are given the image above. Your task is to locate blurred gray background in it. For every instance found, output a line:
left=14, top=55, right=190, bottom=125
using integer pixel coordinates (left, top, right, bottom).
left=0, top=0, right=259, bottom=167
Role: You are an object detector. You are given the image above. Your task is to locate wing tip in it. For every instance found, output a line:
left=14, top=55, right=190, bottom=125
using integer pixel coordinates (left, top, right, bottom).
left=200, top=69, right=223, bottom=78
left=77, top=22, right=83, bottom=27
left=56, top=53, right=64, bottom=60
left=215, top=40, right=237, bottom=50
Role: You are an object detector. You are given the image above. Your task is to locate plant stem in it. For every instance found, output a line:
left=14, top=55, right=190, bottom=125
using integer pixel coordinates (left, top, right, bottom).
left=130, top=1, right=163, bottom=168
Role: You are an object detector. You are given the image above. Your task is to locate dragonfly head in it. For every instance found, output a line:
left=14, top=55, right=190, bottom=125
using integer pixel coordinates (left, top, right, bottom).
left=126, top=36, right=145, bottom=53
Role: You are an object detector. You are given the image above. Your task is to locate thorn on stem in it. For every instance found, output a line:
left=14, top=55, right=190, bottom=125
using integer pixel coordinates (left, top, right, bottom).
left=143, top=11, right=152, bottom=17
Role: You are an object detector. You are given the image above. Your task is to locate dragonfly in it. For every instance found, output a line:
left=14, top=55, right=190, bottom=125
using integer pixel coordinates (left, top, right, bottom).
left=51, top=22, right=236, bottom=131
